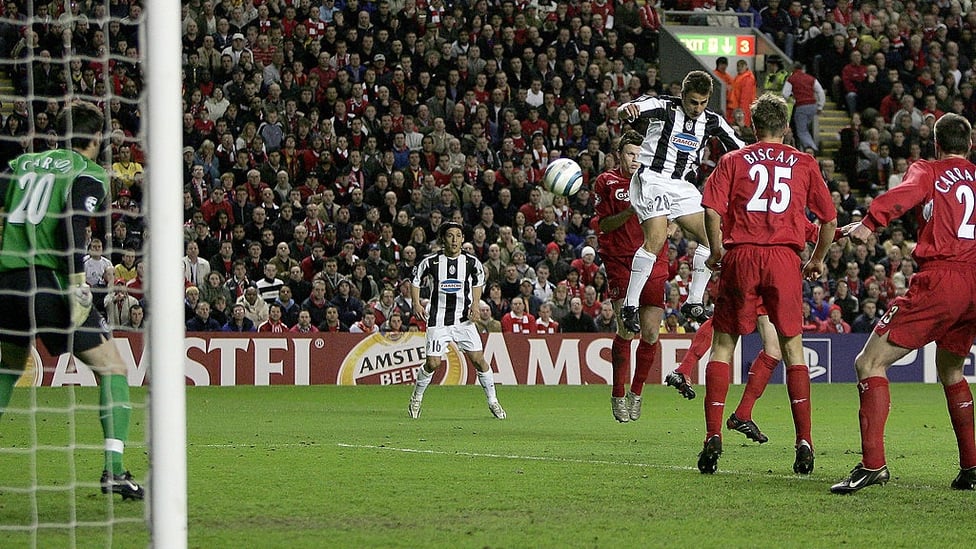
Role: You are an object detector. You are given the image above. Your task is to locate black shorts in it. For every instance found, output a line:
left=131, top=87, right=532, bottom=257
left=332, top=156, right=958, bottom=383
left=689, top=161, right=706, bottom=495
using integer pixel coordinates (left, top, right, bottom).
left=0, top=269, right=111, bottom=355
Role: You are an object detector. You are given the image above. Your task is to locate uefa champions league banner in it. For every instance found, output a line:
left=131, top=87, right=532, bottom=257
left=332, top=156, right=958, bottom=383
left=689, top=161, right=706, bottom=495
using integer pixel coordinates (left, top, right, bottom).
left=22, top=332, right=965, bottom=387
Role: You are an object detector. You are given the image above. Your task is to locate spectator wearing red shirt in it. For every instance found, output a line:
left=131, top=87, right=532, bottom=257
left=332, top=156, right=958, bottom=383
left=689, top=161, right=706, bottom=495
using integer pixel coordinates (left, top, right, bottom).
left=500, top=296, right=536, bottom=334
left=570, top=246, right=600, bottom=288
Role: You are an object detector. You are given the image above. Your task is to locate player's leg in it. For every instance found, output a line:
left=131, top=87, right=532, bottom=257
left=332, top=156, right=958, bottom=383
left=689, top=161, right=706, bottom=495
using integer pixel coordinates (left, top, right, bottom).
left=609, top=299, right=634, bottom=422
left=627, top=305, right=664, bottom=421
left=935, top=348, right=976, bottom=489
left=667, top=317, right=711, bottom=399
left=457, top=324, right=505, bottom=419
left=674, top=210, right=713, bottom=323
left=0, top=341, right=30, bottom=418
left=728, top=315, right=780, bottom=443
left=76, top=339, right=137, bottom=480
left=779, top=332, right=816, bottom=473
left=409, top=327, right=448, bottom=418
left=622, top=215, right=668, bottom=312
left=699, top=329, right=738, bottom=474
left=622, top=170, right=669, bottom=330
left=830, top=332, right=909, bottom=493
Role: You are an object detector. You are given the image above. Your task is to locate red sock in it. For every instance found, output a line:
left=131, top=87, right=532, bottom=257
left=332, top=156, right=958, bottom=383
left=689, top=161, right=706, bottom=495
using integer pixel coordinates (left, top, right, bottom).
left=858, top=376, right=890, bottom=470
left=611, top=335, right=630, bottom=398
left=677, top=318, right=713, bottom=377
left=734, top=351, right=780, bottom=420
left=704, top=360, right=731, bottom=439
left=786, top=365, right=813, bottom=448
left=944, top=379, right=976, bottom=469
left=630, top=339, right=659, bottom=395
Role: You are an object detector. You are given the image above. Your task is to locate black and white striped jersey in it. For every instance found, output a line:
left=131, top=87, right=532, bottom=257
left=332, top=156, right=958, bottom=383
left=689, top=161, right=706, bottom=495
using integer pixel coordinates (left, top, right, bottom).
left=412, top=251, right=486, bottom=327
left=622, top=94, right=744, bottom=184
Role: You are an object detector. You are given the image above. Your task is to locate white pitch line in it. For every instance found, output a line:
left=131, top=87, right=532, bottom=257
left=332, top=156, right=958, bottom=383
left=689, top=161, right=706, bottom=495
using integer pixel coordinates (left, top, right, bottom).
left=336, top=443, right=828, bottom=482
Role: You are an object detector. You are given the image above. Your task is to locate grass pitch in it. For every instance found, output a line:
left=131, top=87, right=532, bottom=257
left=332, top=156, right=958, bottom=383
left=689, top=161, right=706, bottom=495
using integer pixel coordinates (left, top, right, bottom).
left=1, top=383, right=974, bottom=548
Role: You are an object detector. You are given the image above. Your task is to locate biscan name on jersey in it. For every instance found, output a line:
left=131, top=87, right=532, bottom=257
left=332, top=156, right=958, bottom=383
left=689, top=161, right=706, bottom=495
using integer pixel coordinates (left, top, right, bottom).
left=671, top=133, right=699, bottom=152
left=742, top=148, right=799, bottom=166
left=440, top=279, right=463, bottom=293
left=935, top=166, right=976, bottom=193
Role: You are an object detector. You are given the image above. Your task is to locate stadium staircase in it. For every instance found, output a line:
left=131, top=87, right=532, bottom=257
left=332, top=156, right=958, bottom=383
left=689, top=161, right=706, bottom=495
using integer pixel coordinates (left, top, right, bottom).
left=0, top=73, right=12, bottom=117
left=816, top=103, right=849, bottom=165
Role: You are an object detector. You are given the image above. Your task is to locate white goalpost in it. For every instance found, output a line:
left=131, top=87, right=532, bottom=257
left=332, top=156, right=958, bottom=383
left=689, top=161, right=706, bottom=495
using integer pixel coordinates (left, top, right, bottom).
left=146, top=1, right=188, bottom=547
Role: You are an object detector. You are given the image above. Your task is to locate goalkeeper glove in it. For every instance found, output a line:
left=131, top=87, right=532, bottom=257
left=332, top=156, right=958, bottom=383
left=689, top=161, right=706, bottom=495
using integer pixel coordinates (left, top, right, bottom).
left=68, top=272, right=93, bottom=329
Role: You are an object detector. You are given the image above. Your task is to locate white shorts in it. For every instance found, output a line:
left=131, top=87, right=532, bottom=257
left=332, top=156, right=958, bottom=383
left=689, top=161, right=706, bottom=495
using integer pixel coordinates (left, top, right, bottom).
left=630, top=168, right=704, bottom=223
left=425, top=322, right=483, bottom=357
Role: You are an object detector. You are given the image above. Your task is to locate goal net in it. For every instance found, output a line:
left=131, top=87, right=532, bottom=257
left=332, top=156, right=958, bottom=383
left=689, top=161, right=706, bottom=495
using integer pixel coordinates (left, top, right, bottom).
left=0, top=2, right=185, bottom=547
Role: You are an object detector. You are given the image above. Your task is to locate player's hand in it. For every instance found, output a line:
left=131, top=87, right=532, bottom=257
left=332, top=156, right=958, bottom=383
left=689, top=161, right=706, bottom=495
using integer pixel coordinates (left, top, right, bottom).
left=68, top=273, right=93, bottom=329
left=842, top=221, right=871, bottom=243
left=802, top=259, right=826, bottom=281
left=413, top=303, right=428, bottom=324
left=705, top=248, right=724, bottom=271
left=620, top=103, right=640, bottom=122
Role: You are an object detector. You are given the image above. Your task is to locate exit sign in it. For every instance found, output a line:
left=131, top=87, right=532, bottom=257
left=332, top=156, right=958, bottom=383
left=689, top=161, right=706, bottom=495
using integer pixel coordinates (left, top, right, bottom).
left=677, top=34, right=755, bottom=56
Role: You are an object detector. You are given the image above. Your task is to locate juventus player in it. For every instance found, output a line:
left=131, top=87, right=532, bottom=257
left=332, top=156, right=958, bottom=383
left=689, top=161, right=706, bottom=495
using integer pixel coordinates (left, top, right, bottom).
left=832, top=113, right=976, bottom=493
left=616, top=71, right=745, bottom=333
left=408, top=222, right=506, bottom=419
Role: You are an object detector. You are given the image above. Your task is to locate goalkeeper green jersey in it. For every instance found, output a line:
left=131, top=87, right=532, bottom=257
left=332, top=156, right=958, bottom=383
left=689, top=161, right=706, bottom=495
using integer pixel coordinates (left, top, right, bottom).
left=0, top=148, right=110, bottom=278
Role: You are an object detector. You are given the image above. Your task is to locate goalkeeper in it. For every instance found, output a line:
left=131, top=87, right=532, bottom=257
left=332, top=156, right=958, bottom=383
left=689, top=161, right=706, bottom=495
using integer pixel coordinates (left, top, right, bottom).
left=0, top=101, right=144, bottom=501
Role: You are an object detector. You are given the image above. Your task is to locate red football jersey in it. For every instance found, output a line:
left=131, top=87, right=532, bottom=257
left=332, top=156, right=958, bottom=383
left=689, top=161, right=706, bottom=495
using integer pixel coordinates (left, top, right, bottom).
left=593, top=168, right=644, bottom=259
left=702, top=142, right=835, bottom=250
left=501, top=312, right=536, bottom=334
left=861, top=157, right=976, bottom=268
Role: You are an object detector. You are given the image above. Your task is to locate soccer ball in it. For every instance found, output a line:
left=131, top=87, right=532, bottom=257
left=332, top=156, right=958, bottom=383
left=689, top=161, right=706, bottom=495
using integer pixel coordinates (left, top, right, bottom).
left=542, top=158, right=584, bottom=197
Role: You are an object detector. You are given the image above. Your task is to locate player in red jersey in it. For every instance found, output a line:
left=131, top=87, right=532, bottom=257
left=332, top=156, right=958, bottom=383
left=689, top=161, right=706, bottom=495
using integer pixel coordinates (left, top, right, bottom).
left=593, top=131, right=672, bottom=423
left=832, top=113, right=976, bottom=494
left=698, top=94, right=837, bottom=475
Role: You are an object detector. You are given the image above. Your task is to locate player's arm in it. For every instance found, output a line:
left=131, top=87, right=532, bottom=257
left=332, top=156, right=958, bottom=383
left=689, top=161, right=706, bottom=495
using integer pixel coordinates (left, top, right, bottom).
left=844, top=162, right=931, bottom=241
left=67, top=174, right=107, bottom=327
left=703, top=207, right=724, bottom=270
left=618, top=94, right=663, bottom=122
left=469, top=283, right=483, bottom=321
left=410, top=260, right=428, bottom=323
left=713, top=115, right=746, bottom=151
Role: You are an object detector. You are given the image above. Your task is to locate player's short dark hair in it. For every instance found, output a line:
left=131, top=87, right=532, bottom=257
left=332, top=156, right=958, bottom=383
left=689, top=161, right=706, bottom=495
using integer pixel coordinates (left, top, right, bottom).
left=750, top=94, right=789, bottom=137
left=681, top=70, right=713, bottom=98
left=618, top=130, right=643, bottom=152
left=934, top=113, right=972, bottom=155
left=57, top=100, right=105, bottom=150
left=438, top=221, right=464, bottom=243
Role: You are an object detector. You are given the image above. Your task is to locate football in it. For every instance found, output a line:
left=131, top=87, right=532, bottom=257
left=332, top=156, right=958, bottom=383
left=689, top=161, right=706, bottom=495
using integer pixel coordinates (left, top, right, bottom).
left=542, top=158, right=584, bottom=196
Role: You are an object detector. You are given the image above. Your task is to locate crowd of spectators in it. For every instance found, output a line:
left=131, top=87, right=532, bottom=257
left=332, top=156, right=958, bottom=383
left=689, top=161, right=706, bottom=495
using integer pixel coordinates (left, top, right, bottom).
left=0, top=0, right=953, bottom=336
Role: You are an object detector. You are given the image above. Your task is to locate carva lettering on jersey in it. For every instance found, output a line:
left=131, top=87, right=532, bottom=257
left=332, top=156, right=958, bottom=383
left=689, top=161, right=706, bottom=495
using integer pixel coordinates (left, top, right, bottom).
left=742, top=148, right=798, bottom=166
left=19, top=157, right=72, bottom=172
left=935, top=167, right=976, bottom=193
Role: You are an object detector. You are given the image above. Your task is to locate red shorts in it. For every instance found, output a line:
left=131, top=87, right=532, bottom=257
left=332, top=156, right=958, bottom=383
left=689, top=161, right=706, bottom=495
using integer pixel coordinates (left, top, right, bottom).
left=875, top=267, right=976, bottom=357
left=603, top=254, right=668, bottom=308
left=712, top=245, right=802, bottom=337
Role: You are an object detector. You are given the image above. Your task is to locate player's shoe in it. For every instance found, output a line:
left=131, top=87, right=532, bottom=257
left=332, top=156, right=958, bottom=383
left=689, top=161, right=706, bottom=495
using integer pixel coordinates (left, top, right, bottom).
left=665, top=371, right=696, bottom=400
left=488, top=401, right=507, bottom=419
left=611, top=396, right=630, bottom=423
left=726, top=413, right=769, bottom=444
left=100, top=470, right=144, bottom=501
left=793, top=440, right=815, bottom=474
left=697, top=435, right=723, bottom=474
left=408, top=396, right=423, bottom=419
left=680, top=302, right=711, bottom=323
left=626, top=391, right=642, bottom=421
left=620, top=305, right=640, bottom=333
left=830, top=463, right=891, bottom=494
left=950, top=466, right=976, bottom=490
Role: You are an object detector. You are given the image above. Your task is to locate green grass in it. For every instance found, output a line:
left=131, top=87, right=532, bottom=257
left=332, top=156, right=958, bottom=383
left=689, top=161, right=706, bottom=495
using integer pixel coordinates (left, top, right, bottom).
left=1, top=383, right=974, bottom=548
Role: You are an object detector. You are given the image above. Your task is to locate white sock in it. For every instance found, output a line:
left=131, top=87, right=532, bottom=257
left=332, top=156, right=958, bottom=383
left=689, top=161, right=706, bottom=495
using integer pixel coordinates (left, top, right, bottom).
left=624, top=248, right=657, bottom=308
left=412, top=366, right=434, bottom=399
left=477, top=369, right=498, bottom=403
left=688, top=245, right=712, bottom=304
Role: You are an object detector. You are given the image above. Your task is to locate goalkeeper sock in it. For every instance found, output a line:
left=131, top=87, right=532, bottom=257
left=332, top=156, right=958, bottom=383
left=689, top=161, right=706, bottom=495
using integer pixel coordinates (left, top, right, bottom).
left=610, top=335, right=630, bottom=398
left=786, top=365, right=813, bottom=448
left=857, top=376, right=890, bottom=470
left=477, top=369, right=499, bottom=404
left=687, top=245, right=712, bottom=305
left=676, top=318, right=713, bottom=377
left=0, top=371, right=22, bottom=418
left=704, top=360, right=731, bottom=439
left=630, top=339, right=659, bottom=396
left=412, top=366, right=434, bottom=400
left=100, top=374, right=132, bottom=475
left=624, top=248, right=656, bottom=308
left=734, top=351, right=780, bottom=420
left=943, top=379, right=976, bottom=469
